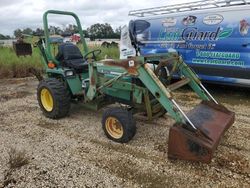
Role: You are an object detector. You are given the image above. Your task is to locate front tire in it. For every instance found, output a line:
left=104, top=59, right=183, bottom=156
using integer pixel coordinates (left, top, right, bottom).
left=102, top=107, right=136, bottom=143
left=37, top=78, right=70, bottom=119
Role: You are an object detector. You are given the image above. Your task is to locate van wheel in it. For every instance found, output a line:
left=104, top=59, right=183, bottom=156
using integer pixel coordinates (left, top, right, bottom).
left=102, top=107, right=136, bottom=143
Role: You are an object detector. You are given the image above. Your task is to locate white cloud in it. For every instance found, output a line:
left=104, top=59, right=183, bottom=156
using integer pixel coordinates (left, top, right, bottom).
left=0, top=0, right=193, bottom=36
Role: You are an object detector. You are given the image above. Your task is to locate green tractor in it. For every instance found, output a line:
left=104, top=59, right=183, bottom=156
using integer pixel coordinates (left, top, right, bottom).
left=15, top=10, right=235, bottom=163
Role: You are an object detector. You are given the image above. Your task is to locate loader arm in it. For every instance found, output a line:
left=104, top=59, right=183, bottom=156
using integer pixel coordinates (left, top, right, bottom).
left=136, top=54, right=213, bottom=130
left=137, top=63, right=184, bottom=123
left=135, top=54, right=234, bottom=163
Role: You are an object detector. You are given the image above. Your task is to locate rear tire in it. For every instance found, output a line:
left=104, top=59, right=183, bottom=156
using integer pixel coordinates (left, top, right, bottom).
left=37, top=78, right=70, bottom=119
left=102, top=107, right=136, bottom=143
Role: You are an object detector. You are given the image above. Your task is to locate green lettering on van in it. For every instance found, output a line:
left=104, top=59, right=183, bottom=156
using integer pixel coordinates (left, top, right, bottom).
left=196, top=50, right=240, bottom=59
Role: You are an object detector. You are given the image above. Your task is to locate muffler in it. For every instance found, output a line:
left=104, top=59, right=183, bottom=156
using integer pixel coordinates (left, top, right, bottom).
left=168, top=101, right=235, bottom=163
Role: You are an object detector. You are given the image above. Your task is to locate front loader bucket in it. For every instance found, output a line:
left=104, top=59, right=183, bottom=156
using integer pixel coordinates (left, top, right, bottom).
left=168, top=101, right=235, bottom=163
left=13, top=42, right=32, bottom=56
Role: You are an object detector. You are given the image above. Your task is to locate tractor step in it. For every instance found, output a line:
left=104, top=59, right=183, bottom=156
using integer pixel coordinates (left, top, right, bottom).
left=168, top=100, right=235, bottom=163
left=168, top=78, right=190, bottom=91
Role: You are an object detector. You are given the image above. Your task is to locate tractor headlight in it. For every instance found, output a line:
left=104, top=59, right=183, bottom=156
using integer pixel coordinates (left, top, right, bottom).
left=65, top=70, right=74, bottom=77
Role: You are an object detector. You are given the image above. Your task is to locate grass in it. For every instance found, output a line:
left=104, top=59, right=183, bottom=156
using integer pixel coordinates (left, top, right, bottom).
left=0, top=47, right=43, bottom=79
left=86, top=45, right=120, bottom=60
left=8, top=148, right=30, bottom=169
left=2, top=148, right=30, bottom=187
left=0, top=45, right=119, bottom=79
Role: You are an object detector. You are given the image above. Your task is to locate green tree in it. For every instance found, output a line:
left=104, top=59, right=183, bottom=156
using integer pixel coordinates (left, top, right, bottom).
left=33, top=28, right=44, bottom=36
left=55, top=27, right=63, bottom=35
left=83, top=30, right=89, bottom=38
left=113, top=26, right=122, bottom=38
left=87, top=23, right=115, bottom=40
left=14, top=29, right=22, bottom=38
left=0, top=34, right=6, bottom=39
left=22, top=28, right=33, bottom=35
left=0, top=34, right=10, bottom=39
left=72, top=24, right=79, bottom=33
left=64, top=24, right=79, bottom=34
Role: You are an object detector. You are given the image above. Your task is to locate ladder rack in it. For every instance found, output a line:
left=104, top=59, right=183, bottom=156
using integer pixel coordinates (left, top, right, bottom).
left=129, top=0, right=250, bottom=17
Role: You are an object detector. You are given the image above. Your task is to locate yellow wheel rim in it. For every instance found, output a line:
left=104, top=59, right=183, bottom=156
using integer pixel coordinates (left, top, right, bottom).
left=105, top=117, right=123, bottom=139
left=40, top=88, right=54, bottom=112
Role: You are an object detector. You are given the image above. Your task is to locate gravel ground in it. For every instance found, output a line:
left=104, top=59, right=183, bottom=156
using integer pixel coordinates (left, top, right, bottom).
left=0, top=77, right=249, bottom=188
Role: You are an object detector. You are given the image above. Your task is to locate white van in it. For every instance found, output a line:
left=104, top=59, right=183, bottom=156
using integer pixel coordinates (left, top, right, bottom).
left=121, top=0, right=250, bottom=87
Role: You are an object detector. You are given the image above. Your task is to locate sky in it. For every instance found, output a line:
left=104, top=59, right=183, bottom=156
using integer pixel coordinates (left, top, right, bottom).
left=0, top=0, right=193, bottom=36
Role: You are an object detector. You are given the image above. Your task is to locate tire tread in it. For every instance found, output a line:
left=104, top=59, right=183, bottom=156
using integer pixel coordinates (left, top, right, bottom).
left=37, top=78, right=70, bottom=119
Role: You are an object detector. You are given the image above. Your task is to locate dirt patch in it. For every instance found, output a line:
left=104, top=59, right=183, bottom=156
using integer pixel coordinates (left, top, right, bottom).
left=216, top=153, right=250, bottom=176
left=154, top=142, right=167, bottom=153
left=0, top=111, right=6, bottom=121
left=90, top=139, right=164, bottom=162
left=36, top=120, right=61, bottom=130
left=104, top=158, right=173, bottom=188
left=0, top=91, right=31, bottom=102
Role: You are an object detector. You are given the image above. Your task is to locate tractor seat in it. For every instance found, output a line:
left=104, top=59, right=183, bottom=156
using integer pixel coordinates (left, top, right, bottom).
left=56, top=43, right=88, bottom=72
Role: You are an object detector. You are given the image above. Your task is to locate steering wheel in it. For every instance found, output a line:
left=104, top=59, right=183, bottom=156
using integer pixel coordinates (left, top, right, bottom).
left=153, top=56, right=179, bottom=85
left=83, top=49, right=102, bottom=60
